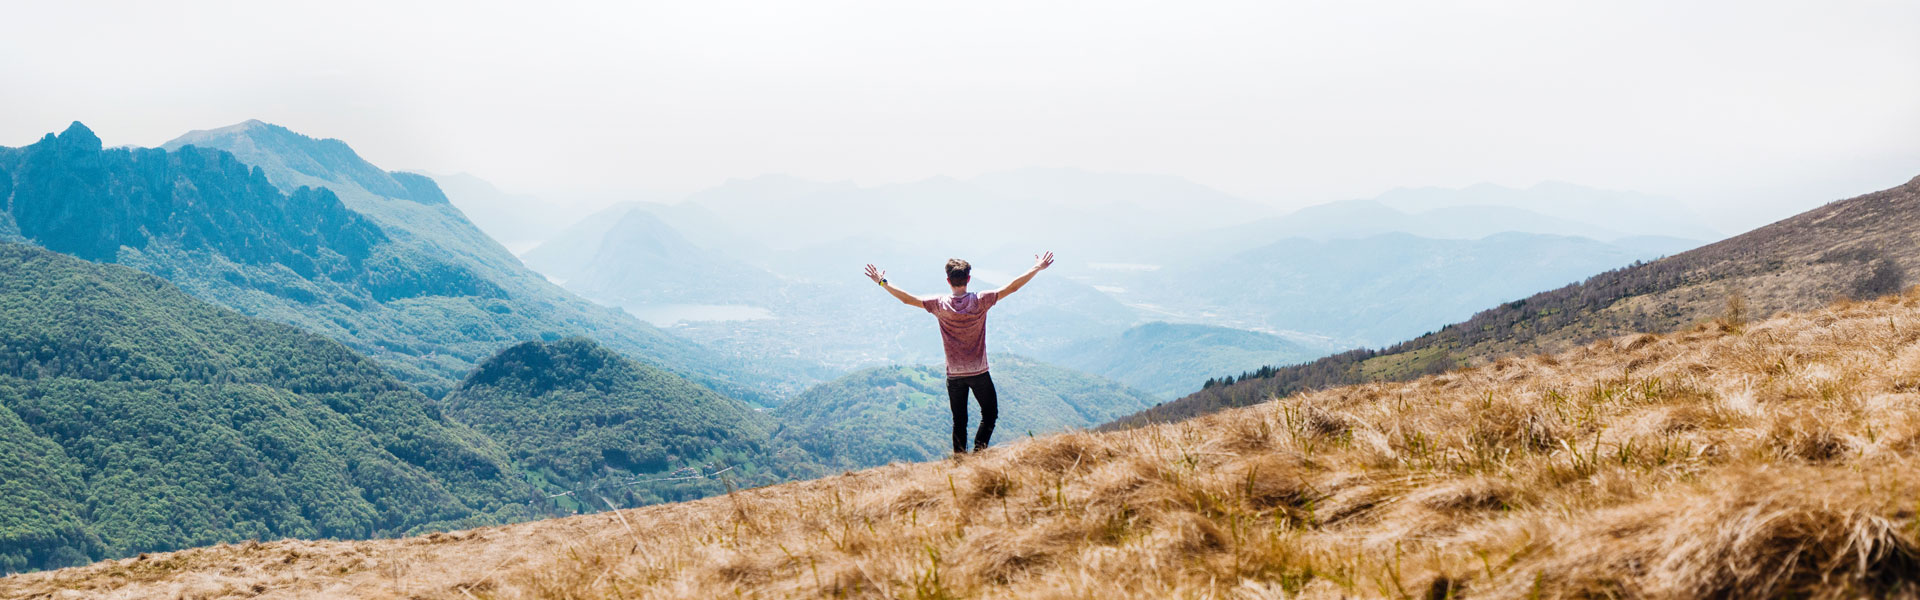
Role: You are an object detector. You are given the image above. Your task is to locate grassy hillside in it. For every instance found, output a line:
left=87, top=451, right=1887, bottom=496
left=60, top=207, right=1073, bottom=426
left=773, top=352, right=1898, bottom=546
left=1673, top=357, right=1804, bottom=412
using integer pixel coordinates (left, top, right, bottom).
left=442, top=338, right=778, bottom=512
left=155, top=120, right=811, bottom=401
left=0, top=242, right=537, bottom=573
left=1113, top=175, right=1920, bottom=428
left=771, top=355, right=1158, bottom=472
left=17, top=290, right=1920, bottom=597
left=1039, top=321, right=1332, bottom=399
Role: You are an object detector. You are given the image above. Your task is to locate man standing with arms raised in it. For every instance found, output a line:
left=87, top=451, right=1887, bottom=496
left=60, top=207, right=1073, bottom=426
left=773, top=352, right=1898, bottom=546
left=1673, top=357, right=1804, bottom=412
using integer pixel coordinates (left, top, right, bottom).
left=865, top=252, right=1055, bottom=455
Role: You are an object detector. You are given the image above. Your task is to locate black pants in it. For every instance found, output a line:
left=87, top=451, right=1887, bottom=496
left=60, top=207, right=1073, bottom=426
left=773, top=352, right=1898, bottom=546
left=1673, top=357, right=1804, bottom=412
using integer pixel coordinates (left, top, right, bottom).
left=947, top=372, right=998, bottom=453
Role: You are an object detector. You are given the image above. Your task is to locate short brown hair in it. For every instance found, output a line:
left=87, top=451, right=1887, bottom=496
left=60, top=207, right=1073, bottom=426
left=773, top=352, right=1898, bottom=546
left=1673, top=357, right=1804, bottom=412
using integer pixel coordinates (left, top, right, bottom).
left=945, top=259, right=971, bottom=285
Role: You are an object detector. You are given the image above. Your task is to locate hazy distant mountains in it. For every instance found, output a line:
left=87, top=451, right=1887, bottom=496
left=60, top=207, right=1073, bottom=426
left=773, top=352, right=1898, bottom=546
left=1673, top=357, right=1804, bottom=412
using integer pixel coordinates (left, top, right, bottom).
left=512, top=168, right=1715, bottom=389
left=520, top=171, right=1184, bottom=371
left=563, top=209, right=783, bottom=307
left=1211, top=199, right=1691, bottom=247
left=1141, top=183, right=1716, bottom=265
left=1035, top=322, right=1327, bottom=398
left=431, top=172, right=572, bottom=254
left=1104, top=232, right=1677, bottom=347
left=529, top=168, right=1269, bottom=279
left=1372, top=181, right=1722, bottom=241
left=521, top=171, right=1716, bottom=281
left=686, top=168, right=1265, bottom=257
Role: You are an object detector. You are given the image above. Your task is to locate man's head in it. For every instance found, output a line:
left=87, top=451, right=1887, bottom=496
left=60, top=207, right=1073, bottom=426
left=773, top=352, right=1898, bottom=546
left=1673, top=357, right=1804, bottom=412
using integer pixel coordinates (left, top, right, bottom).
left=945, top=258, right=971, bottom=287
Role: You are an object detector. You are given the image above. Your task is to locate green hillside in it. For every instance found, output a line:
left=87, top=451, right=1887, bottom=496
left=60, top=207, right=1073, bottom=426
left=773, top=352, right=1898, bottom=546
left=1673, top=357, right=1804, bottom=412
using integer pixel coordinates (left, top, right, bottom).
left=771, top=355, right=1156, bottom=472
left=441, top=338, right=779, bottom=512
left=0, top=242, right=535, bottom=573
left=1039, top=322, right=1331, bottom=398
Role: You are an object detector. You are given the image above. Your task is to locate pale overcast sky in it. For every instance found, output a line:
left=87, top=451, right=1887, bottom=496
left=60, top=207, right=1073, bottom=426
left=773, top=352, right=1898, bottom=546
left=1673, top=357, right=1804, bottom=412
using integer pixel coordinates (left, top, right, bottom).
left=3, top=0, right=1917, bottom=232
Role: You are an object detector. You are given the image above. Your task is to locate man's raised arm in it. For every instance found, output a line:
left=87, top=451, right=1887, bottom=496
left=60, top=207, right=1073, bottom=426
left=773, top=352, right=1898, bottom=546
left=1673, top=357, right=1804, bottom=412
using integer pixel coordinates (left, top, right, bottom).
left=992, top=251, right=1054, bottom=299
left=865, top=264, right=923, bottom=308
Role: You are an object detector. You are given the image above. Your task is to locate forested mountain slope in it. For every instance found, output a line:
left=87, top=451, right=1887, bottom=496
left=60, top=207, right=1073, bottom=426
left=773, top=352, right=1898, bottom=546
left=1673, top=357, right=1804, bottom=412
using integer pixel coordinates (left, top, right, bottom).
left=441, top=338, right=780, bottom=512
left=156, top=120, right=808, bottom=401
left=0, top=122, right=500, bottom=396
left=0, top=243, right=535, bottom=573
left=1109, top=174, right=1920, bottom=428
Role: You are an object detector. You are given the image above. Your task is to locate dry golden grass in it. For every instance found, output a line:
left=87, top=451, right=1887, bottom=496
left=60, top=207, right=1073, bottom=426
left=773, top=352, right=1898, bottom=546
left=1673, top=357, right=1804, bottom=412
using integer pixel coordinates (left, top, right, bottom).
left=12, top=288, right=1920, bottom=599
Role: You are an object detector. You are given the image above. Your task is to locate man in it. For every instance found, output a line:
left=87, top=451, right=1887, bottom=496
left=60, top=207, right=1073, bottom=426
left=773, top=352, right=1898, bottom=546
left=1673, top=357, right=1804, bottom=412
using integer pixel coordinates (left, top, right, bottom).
left=864, top=252, right=1054, bottom=455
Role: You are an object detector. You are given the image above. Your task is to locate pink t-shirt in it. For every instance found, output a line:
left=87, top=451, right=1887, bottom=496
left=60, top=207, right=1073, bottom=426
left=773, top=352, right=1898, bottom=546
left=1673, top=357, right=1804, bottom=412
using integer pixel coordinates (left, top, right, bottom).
left=922, top=290, right=1000, bottom=377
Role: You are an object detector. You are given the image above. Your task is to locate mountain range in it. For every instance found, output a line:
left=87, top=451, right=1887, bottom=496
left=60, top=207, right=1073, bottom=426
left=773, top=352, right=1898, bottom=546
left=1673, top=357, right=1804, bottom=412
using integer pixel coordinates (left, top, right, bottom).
left=148, top=120, right=805, bottom=401
left=523, top=168, right=1266, bottom=284
left=1371, top=181, right=1723, bottom=240
left=1106, top=232, right=1684, bottom=346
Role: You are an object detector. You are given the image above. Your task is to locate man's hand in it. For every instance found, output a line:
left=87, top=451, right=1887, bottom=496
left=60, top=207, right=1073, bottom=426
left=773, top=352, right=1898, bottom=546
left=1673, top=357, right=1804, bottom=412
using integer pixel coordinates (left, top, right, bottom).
left=867, top=263, right=921, bottom=307
left=995, top=251, right=1054, bottom=299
